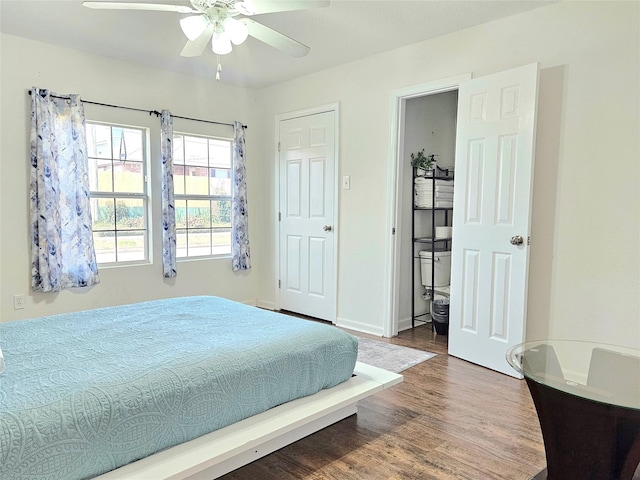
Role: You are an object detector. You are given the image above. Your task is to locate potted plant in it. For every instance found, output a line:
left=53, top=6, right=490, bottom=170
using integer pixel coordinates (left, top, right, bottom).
left=410, top=149, right=437, bottom=176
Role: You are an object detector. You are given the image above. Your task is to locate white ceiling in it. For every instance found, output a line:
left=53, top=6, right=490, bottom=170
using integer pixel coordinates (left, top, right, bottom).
left=0, top=0, right=554, bottom=88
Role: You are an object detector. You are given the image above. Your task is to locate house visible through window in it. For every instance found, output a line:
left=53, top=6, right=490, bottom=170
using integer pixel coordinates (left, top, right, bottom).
left=86, top=122, right=149, bottom=264
left=173, top=133, right=232, bottom=258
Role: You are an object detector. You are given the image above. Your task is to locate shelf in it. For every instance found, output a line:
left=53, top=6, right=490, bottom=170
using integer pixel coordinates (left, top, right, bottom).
left=411, top=165, right=453, bottom=329
left=413, top=206, right=454, bottom=211
left=414, top=237, right=452, bottom=243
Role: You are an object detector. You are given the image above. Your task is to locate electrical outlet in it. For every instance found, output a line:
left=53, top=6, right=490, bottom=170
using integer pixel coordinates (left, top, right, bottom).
left=13, top=294, right=25, bottom=310
left=342, top=175, right=351, bottom=190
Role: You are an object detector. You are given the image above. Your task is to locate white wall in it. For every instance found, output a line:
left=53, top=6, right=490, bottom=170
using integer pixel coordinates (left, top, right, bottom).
left=0, top=34, right=264, bottom=320
left=256, top=1, right=640, bottom=346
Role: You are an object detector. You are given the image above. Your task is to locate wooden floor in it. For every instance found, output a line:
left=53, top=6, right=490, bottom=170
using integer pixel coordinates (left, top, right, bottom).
left=220, top=323, right=547, bottom=480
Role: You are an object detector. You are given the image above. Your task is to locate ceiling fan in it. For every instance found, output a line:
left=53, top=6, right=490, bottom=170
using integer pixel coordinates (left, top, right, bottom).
left=82, top=1, right=328, bottom=63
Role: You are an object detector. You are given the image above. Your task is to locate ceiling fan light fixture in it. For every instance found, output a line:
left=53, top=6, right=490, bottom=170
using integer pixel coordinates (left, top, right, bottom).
left=211, top=31, right=232, bottom=55
left=180, top=15, right=209, bottom=41
left=223, top=16, right=249, bottom=45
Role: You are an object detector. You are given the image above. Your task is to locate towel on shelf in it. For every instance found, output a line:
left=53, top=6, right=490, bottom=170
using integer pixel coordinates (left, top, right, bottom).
left=415, top=198, right=454, bottom=208
left=435, top=192, right=454, bottom=200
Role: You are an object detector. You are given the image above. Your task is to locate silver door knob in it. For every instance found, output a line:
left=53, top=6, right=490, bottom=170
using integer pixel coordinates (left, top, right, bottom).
left=510, top=235, right=524, bottom=246
left=323, top=225, right=333, bottom=232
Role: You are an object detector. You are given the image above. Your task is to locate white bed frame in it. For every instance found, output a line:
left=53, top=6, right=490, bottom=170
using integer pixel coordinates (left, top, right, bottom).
left=95, top=362, right=402, bottom=480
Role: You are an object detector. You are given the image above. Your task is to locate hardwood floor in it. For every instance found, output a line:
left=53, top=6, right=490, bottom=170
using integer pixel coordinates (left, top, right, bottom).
left=220, top=323, right=547, bottom=479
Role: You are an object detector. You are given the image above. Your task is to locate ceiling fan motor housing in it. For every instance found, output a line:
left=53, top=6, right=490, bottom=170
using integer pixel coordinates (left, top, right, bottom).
left=190, top=0, right=240, bottom=14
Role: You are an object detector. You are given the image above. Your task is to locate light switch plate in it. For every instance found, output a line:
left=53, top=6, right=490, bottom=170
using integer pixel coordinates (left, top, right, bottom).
left=342, top=175, right=351, bottom=190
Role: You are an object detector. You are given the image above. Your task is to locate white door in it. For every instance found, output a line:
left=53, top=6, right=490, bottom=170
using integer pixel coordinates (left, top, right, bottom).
left=278, top=111, right=336, bottom=322
left=448, top=63, right=539, bottom=377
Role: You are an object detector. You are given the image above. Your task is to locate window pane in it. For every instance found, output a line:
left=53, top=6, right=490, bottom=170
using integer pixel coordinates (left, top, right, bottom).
left=187, top=229, right=212, bottom=257
left=212, top=228, right=231, bottom=256
left=117, top=230, right=146, bottom=262
left=88, top=158, right=113, bottom=192
left=184, top=136, right=208, bottom=167
left=91, top=198, right=115, bottom=231
left=173, top=135, right=184, bottom=165
left=86, top=124, right=112, bottom=159
left=93, top=231, right=116, bottom=263
left=115, top=198, right=144, bottom=230
left=185, top=166, right=209, bottom=195
left=212, top=200, right=231, bottom=227
left=188, top=199, right=211, bottom=228
left=209, top=139, right=231, bottom=168
left=173, top=165, right=185, bottom=195
left=210, top=168, right=231, bottom=196
left=175, top=199, right=187, bottom=228
left=122, top=128, right=143, bottom=161
left=114, top=161, right=144, bottom=193
left=176, top=228, right=187, bottom=258
left=111, top=127, right=126, bottom=161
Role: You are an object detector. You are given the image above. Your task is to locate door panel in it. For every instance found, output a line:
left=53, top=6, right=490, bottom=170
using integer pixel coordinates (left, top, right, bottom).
left=279, top=111, right=336, bottom=321
left=449, top=63, right=539, bottom=377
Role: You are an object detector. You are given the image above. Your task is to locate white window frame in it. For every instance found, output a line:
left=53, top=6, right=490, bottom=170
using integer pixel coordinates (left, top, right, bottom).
left=173, top=131, right=233, bottom=260
left=86, top=121, right=150, bottom=266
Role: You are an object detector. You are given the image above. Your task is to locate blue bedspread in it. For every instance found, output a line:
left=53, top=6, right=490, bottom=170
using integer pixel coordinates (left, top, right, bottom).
left=0, top=296, right=358, bottom=479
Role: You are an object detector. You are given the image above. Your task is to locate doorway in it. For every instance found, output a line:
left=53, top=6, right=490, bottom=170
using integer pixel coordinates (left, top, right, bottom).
left=385, top=74, right=470, bottom=338
left=386, top=64, right=540, bottom=377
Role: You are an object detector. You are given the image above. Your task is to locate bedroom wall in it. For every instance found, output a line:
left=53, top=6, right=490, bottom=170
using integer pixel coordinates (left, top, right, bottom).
left=255, top=1, right=640, bottom=346
left=0, top=34, right=266, bottom=321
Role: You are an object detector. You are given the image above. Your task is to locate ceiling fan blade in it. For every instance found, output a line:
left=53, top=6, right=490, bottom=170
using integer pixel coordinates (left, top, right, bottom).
left=236, top=0, right=329, bottom=16
left=82, top=2, right=196, bottom=13
left=180, top=24, right=215, bottom=57
left=241, top=18, right=309, bottom=57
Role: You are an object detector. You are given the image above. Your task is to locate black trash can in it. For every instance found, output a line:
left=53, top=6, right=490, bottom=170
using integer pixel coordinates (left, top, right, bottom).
left=431, top=299, right=449, bottom=335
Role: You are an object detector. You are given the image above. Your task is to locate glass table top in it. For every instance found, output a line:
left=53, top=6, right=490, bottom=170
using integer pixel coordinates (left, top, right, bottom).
left=506, top=340, right=640, bottom=410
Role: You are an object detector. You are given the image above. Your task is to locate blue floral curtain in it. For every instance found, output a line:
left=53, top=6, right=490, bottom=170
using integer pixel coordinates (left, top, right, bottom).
left=30, top=87, right=99, bottom=292
left=232, top=121, right=251, bottom=271
left=161, top=110, right=177, bottom=278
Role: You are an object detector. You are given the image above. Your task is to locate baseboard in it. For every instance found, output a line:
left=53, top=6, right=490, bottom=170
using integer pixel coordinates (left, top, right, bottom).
left=336, top=316, right=385, bottom=337
left=255, top=299, right=277, bottom=310
left=398, top=316, right=429, bottom=332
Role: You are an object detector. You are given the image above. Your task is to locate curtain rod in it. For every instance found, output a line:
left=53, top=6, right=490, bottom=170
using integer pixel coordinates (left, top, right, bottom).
left=27, top=90, right=247, bottom=130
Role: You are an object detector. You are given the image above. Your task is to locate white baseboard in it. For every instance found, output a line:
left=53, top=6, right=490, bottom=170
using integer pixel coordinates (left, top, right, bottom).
left=398, top=315, right=429, bottom=332
left=255, top=299, right=277, bottom=310
left=336, top=316, right=385, bottom=337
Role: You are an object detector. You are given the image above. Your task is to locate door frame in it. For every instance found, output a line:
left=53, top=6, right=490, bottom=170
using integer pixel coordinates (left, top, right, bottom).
left=383, top=75, right=470, bottom=338
left=274, top=103, right=340, bottom=322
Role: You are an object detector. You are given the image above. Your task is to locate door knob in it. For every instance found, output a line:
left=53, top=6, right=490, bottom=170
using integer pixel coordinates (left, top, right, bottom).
left=323, top=225, right=333, bottom=232
left=510, top=235, right=524, bottom=246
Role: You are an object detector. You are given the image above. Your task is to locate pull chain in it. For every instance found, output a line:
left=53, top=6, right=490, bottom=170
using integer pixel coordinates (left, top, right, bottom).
left=216, top=55, right=222, bottom=81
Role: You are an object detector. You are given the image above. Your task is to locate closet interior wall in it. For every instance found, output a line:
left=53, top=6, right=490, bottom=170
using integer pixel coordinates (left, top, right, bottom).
left=399, top=90, right=458, bottom=329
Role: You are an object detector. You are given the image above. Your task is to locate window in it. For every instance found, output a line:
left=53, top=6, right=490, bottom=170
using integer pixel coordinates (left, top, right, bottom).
left=86, top=122, right=148, bottom=264
left=173, top=133, right=232, bottom=258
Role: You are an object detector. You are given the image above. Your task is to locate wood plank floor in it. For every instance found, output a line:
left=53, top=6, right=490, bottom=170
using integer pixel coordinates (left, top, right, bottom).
left=220, top=323, right=547, bottom=480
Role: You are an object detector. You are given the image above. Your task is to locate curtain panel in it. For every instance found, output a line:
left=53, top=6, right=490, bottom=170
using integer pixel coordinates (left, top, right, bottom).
left=231, top=121, right=251, bottom=271
left=161, top=110, right=177, bottom=277
left=29, top=88, right=99, bottom=292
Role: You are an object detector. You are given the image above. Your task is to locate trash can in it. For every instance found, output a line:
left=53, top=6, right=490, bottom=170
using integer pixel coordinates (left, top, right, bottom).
left=431, top=298, right=449, bottom=335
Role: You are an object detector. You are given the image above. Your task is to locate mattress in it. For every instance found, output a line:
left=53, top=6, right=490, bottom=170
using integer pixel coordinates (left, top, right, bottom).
left=0, top=296, right=358, bottom=479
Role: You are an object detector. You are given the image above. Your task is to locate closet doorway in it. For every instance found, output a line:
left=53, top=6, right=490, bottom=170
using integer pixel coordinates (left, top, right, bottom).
left=386, top=64, right=540, bottom=377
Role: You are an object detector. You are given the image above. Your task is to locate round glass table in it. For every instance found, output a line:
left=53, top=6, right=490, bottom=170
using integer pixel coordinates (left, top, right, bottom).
left=507, top=341, right=640, bottom=480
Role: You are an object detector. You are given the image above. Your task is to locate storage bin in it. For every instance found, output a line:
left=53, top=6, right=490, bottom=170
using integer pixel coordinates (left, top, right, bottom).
left=419, top=250, right=451, bottom=287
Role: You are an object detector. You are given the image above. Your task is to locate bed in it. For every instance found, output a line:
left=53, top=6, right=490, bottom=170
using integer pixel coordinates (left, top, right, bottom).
left=0, top=296, right=402, bottom=479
